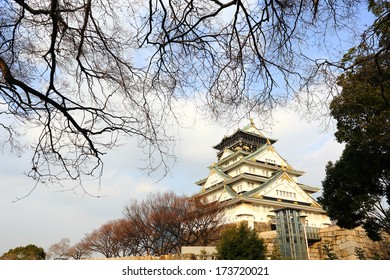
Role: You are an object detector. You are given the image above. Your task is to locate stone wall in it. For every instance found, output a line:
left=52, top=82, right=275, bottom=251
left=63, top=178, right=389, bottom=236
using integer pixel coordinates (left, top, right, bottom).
left=313, top=226, right=390, bottom=260
left=259, top=226, right=390, bottom=260
left=254, top=221, right=273, bottom=232
left=258, top=231, right=278, bottom=259
left=98, top=226, right=389, bottom=260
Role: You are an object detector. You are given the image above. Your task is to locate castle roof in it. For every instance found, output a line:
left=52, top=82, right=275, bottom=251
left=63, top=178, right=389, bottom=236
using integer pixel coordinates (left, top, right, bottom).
left=212, top=121, right=277, bottom=154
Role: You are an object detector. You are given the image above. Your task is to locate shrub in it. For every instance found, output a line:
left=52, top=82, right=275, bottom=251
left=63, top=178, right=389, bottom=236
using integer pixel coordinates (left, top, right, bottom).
left=216, top=223, right=266, bottom=260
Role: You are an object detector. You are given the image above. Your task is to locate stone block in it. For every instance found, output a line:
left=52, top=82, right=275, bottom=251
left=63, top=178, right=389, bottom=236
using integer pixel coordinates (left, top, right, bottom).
left=339, top=240, right=358, bottom=250
left=340, top=249, right=348, bottom=258
left=346, top=235, right=356, bottom=242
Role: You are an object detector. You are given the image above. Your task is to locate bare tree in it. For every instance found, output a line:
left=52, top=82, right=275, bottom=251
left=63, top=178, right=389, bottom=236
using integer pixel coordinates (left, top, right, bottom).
left=0, top=0, right=176, bottom=190
left=83, top=220, right=121, bottom=258
left=123, top=191, right=225, bottom=255
left=47, top=237, right=71, bottom=259
left=66, top=241, right=91, bottom=260
left=112, top=218, right=144, bottom=257
left=0, top=1, right=378, bottom=188
left=123, top=192, right=183, bottom=255
left=48, top=237, right=92, bottom=259
left=182, top=197, right=226, bottom=246
left=82, top=218, right=142, bottom=258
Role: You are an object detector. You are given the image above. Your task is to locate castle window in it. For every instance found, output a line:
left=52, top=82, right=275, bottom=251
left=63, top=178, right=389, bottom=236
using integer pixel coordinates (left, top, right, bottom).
left=249, top=167, right=256, bottom=174
left=265, top=158, right=276, bottom=165
left=276, top=190, right=296, bottom=199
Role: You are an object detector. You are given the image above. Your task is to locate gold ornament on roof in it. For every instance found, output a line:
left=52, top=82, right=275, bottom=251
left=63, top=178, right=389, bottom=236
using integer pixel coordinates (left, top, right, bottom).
left=250, top=117, right=256, bottom=127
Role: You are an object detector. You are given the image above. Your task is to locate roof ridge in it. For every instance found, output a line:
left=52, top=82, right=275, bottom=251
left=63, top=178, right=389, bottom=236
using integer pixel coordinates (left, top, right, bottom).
left=244, top=170, right=283, bottom=196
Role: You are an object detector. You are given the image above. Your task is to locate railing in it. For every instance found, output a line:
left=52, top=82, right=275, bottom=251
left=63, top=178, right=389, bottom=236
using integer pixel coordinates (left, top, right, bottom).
left=305, top=226, right=320, bottom=241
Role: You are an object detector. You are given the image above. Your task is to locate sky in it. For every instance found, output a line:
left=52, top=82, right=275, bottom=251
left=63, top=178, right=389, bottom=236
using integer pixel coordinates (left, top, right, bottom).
left=0, top=102, right=345, bottom=256
left=0, top=1, right=374, bottom=257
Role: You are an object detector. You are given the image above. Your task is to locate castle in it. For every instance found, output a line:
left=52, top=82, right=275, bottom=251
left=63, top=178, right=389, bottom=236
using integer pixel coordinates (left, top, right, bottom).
left=195, top=120, right=331, bottom=230
left=193, top=120, right=332, bottom=259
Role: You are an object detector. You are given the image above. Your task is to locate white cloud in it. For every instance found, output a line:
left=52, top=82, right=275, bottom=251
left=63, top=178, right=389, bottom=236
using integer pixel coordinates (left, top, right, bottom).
left=270, top=107, right=344, bottom=191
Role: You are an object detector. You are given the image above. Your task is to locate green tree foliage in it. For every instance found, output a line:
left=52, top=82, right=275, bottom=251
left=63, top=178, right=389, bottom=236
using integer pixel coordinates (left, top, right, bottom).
left=319, top=1, right=390, bottom=241
left=216, top=223, right=266, bottom=260
left=1, top=244, right=46, bottom=260
left=354, top=247, right=366, bottom=260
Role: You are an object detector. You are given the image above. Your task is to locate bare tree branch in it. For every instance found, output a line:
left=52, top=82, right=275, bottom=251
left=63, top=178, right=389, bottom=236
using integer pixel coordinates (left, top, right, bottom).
left=0, top=0, right=378, bottom=193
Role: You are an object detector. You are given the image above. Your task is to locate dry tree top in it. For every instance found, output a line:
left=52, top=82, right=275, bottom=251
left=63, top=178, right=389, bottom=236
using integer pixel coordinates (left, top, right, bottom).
left=0, top=0, right=384, bottom=192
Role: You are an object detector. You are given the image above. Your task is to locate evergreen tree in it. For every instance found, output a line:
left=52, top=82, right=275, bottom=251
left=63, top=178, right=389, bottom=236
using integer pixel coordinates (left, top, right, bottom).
left=1, top=244, right=46, bottom=260
left=319, top=1, right=390, bottom=240
left=216, top=223, right=266, bottom=260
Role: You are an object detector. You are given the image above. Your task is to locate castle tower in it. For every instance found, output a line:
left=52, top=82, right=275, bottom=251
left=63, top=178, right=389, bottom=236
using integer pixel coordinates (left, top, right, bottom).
left=194, top=121, right=331, bottom=233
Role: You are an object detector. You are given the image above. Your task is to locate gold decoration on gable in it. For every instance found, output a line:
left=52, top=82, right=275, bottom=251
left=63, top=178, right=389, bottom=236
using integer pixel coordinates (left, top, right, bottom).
left=281, top=172, right=294, bottom=183
left=250, top=117, right=256, bottom=127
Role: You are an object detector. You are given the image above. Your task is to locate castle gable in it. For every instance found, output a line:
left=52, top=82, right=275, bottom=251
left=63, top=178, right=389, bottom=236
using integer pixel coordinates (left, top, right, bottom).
left=246, top=144, right=293, bottom=170
left=203, top=166, right=229, bottom=190
left=246, top=172, right=321, bottom=207
left=219, top=149, right=234, bottom=161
